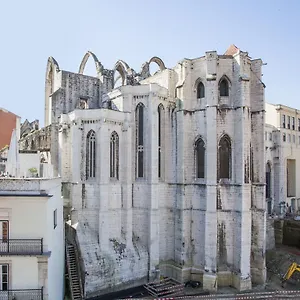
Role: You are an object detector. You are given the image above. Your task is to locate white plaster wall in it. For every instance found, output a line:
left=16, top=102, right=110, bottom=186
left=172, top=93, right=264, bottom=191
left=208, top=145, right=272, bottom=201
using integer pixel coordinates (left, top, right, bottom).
left=0, top=197, right=47, bottom=245
left=19, top=153, right=40, bottom=178
left=46, top=179, right=64, bottom=300
left=0, top=257, right=38, bottom=289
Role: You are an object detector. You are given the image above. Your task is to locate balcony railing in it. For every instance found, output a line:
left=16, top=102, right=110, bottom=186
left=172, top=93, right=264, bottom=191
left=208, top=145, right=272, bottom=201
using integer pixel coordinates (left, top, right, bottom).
left=0, top=239, right=43, bottom=255
left=0, top=288, right=43, bottom=300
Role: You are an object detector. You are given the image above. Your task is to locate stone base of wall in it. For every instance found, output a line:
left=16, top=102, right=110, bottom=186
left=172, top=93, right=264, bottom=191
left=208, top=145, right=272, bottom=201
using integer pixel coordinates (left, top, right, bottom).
left=159, top=262, right=254, bottom=292
left=232, top=274, right=252, bottom=291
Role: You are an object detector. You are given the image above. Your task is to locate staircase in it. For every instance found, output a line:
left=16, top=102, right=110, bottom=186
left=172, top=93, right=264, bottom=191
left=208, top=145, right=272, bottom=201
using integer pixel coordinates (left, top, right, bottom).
left=66, top=244, right=83, bottom=300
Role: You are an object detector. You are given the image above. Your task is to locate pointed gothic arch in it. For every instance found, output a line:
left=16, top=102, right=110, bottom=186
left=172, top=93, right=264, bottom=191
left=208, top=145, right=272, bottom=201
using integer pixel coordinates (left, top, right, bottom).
left=45, top=57, right=60, bottom=126
left=78, top=51, right=104, bottom=76
left=218, top=134, right=232, bottom=180
left=113, top=60, right=130, bottom=87
left=218, top=75, right=231, bottom=97
left=149, top=56, right=166, bottom=71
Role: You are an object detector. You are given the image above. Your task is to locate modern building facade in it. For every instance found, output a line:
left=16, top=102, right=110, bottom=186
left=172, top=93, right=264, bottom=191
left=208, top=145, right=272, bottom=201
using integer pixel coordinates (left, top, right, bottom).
left=0, top=176, right=64, bottom=299
left=18, top=45, right=267, bottom=297
left=265, top=103, right=300, bottom=214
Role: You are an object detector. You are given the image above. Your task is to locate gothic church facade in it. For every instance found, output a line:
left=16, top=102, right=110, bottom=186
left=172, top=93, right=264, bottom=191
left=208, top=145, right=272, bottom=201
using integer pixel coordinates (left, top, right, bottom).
left=20, top=45, right=266, bottom=297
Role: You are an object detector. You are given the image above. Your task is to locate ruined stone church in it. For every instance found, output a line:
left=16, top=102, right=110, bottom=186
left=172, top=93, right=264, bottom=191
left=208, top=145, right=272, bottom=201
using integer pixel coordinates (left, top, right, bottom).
left=19, top=45, right=266, bottom=297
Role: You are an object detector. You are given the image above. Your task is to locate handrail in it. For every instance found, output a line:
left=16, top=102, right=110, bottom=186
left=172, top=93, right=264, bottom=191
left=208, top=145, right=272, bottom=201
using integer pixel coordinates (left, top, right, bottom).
left=0, top=238, right=43, bottom=255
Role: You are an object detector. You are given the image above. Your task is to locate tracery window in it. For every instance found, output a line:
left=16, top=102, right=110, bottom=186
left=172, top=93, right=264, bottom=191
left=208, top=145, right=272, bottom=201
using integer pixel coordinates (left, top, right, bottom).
left=158, top=104, right=164, bottom=179
left=197, top=82, right=205, bottom=99
left=195, top=138, right=205, bottom=178
left=86, top=130, right=96, bottom=179
left=136, top=103, right=145, bottom=178
left=218, top=135, right=231, bottom=179
left=219, top=78, right=229, bottom=97
left=110, top=131, right=119, bottom=179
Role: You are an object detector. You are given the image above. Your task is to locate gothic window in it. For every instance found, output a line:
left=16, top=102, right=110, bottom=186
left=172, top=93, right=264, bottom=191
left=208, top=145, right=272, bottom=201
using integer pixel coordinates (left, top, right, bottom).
left=158, top=104, right=164, bottom=179
left=195, top=138, right=205, bottom=178
left=250, top=144, right=254, bottom=182
left=266, top=162, right=271, bottom=198
left=86, top=130, right=96, bottom=179
left=197, top=82, right=205, bottom=99
left=219, top=78, right=229, bottom=97
left=110, top=131, right=119, bottom=179
left=218, top=135, right=231, bottom=179
left=136, top=103, right=145, bottom=178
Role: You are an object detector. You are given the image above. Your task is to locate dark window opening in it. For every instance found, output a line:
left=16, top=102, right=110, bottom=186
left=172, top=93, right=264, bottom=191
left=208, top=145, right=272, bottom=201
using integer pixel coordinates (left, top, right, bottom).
left=266, top=163, right=271, bottom=198
left=136, top=103, right=144, bottom=178
left=53, top=209, right=57, bottom=229
left=197, top=82, right=205, bottom=98
left=158, top=104, right=164, bottom=178
left=110, top=132, right=119, bottom=179
left=195, top=138, right=205, bottom=178
left=218, top=135, right=231, bottom=179
left=86, top=130, right=96, bottom=179
left=220, top=79, right=229, bottom=97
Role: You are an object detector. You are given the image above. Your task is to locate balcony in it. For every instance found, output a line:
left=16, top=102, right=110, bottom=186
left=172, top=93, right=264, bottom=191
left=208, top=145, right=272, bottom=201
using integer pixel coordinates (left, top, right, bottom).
left=0, top=288, right=43, bottom=300
left=0, top=239, right=44, bottom=255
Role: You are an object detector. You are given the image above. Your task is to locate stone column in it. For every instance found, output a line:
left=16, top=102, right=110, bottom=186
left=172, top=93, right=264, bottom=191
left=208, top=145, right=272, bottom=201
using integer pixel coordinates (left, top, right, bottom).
left=148, top=90, right=160, bottom=279
left=121, top=116, right=133, bottom=244
left=203, top=78, right=218, bottom=291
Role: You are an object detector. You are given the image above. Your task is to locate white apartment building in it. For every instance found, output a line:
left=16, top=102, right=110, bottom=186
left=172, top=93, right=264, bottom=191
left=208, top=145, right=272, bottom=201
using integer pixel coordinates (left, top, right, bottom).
left=265, top=103, right=300, bottom=214
left=0, top=176, right=64, bottom=300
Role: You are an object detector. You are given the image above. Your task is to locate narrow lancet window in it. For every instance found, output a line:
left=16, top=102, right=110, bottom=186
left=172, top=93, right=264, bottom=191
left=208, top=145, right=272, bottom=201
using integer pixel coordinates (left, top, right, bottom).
left=220, top=78, right=229, bottom=97
left=136, top=103, right=144, bottom=178
left=86, top=130, right=96, bottom=179
left=158, top=104, right=164, bottom=178
left=195, top=138, right=205, bottom=178
left=218, top=135, right=231, bottom=179
left=110, top=131, right=119, bottom=179
left=197, top=82, right=205, bottom=98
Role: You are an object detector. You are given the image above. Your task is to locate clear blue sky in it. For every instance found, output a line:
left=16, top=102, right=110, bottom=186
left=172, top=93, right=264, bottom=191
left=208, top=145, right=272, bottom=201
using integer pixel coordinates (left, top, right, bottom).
left=0, top=0, right=299, bottom=125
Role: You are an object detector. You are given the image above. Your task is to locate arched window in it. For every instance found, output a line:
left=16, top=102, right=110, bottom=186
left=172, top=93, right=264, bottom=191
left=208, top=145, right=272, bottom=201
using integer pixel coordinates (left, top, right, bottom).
left=86, top=130, right=96, bottom=179
left=197, top=82, right=205, bottom=99
left=218, top=135, right=231, bottom=179
left=266, top=162, right=271, bottom=198
left=110, top=131, right=119, bottom=179
left=195, top=138, right=205, bottom=178
left=158, top=104, right=164, bottom=178
left=136, top=103, right=145, bottom=178
left=220, top=78, right=229, bottom=97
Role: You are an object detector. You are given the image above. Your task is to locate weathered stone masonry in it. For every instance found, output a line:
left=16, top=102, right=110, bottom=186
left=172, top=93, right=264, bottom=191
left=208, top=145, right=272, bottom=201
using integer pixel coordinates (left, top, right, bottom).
left=20, top=45, right=267, bottom=297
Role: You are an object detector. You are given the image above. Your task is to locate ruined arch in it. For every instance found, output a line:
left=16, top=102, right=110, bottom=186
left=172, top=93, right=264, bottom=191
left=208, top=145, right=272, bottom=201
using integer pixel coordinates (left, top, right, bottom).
left=45, top=57, right=60, bottom=126
left=113, top=60, right=130, bottom=88
left=78, top=51, right=104, bottom=77
left=149, top=56, right=166, bottom=71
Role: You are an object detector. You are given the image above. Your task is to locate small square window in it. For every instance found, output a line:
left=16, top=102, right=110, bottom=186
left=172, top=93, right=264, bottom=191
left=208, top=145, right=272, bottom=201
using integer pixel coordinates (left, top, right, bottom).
left=53, top=209, right=57, bottom=229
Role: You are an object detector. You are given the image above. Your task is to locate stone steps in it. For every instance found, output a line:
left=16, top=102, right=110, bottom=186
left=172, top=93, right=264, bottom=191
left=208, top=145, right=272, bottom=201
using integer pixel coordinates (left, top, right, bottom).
left=66, top=244, right=83, bottom=300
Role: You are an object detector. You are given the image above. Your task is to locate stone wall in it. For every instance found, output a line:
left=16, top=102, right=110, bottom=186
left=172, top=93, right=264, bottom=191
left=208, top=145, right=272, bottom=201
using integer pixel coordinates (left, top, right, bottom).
left=42, top=46, right=266, bottom=296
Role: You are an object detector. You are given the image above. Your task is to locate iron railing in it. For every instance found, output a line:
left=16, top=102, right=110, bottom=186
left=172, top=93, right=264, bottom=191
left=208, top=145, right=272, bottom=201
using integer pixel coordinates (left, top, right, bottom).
left=0, top=287, right=43, bottom=300
left=0, top=239, right=43, bottom=255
